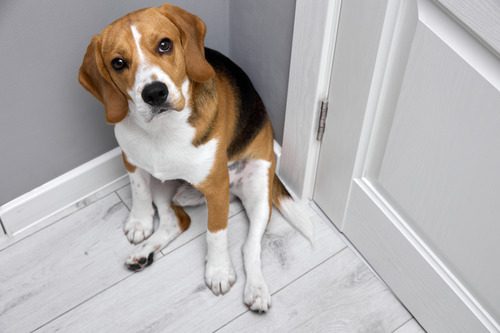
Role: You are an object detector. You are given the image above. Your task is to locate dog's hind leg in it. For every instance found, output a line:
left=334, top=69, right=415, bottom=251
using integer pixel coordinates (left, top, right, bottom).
left=125, top=179, right=190, bottom=271
left=230, top=159, right=273, bottom=313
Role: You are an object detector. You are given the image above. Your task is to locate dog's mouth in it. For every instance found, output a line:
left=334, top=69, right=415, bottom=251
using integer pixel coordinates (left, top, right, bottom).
left=151, top=102, right=175, bottom=115
left=153, top=107, right=170, bottom=114
left=152, top=101, right=184, bottom=115
left=138, top=104, right=174, bottom=123
left=141, top=104, right=175, bottom=123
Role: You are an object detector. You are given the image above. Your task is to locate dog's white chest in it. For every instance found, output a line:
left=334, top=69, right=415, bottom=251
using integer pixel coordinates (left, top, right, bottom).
left=115, top=112, right=218, bottom=185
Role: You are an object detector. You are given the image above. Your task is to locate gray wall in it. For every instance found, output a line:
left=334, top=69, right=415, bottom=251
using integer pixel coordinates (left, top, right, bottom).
left=229, top=0, right=296, bottom=144
left=0, top=0, right=229, bottom=205
left=0, top=0, right=295, bottom=205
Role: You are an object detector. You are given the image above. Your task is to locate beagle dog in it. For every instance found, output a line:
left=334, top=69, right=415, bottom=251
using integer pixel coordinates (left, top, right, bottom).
left=79, top=3, right=312, bottom=312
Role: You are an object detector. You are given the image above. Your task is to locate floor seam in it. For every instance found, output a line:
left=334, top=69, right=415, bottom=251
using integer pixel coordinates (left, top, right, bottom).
left=115, top=182, right=131, bottom=193
left=0, top=192, right=120, bottom=253
left=32, top=230, right=207, bottom=332
left=271, top=246, right=348, bottom=296
left=314, top=206, right=417, bottom=324
left=31, top=207, right=246, bottom=331
left=212, top=245, right=349, bottom=333
left=0, top=217, right=7, bottom=235
left=16, top=196, right=368, bottom=333
left=116, top=189, right=131, bottom=211
left=391, top=317, right=413, bottom=333
left=309, top=200, right=417, bottom=330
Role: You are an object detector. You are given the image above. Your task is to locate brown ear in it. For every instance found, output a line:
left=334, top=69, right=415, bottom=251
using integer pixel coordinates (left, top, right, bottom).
left=159, top=4, right=215, bottom=82
left=78, top=35, right=128, bottom=123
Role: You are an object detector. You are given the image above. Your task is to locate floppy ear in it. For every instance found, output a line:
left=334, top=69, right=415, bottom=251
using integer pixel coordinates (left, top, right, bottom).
left=159, top=4, right=215, bottom=83
left=78, top=35, right=128, bottom=123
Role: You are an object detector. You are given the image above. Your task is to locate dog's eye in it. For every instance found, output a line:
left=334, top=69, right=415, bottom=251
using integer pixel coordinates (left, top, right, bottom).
left=158, top=38, right=173, bottom=54
left=111, top=57, right=127, bottom=71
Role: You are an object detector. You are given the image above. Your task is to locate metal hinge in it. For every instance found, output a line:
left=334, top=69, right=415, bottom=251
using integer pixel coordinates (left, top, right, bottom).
left=316, top=100, right=328, bottom=141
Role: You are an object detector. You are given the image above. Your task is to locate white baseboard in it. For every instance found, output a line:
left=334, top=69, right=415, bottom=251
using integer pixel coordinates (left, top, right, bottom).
left=0, top=147, right=127, bottom=236
left=0, top=141, right=283, bottom=238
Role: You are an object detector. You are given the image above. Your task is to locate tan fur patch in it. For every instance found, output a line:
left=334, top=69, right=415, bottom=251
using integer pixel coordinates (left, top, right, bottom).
left=189, top=80, right=219, bottom=146
left=272, top=171, right=291, bottom=209
left=172, top=204, right=191, bottom=231
left=121, top=152, right=136, bottom=173
left=79, top=35, right=129, bottom=123
left=195, top=152, right=230, bottom=232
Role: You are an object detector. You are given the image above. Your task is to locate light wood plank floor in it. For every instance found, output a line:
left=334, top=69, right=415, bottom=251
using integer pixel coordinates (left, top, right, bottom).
left=0, top=183, right=425, bottom=333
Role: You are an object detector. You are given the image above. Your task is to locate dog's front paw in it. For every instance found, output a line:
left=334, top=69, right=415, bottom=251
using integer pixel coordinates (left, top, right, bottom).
left=244, top=277, right=271, bottom=313
left=125, top=250, right=155, bottom=271
left=124, top=215, right=153, bottom=244
left=205, top=260, right=236, bottom=296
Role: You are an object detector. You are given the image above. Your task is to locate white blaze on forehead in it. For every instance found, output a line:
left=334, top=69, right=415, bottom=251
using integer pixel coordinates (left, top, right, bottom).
left=130, top=25, right=145, bottom=63
left=128, top=24, right=184, bottom=122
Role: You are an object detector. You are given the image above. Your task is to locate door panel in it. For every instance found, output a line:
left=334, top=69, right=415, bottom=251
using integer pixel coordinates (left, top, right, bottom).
left=437, top=0, right=500, bottom=54
left=377, top=16, right=500, bottom=319
left=315, top=0, right=500, bottom=331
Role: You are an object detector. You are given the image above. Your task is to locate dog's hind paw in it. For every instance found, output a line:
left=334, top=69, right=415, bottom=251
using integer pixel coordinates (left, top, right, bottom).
left=205, top=261, right=236, bottom=296
left=244, top=277, right=271, bottom=313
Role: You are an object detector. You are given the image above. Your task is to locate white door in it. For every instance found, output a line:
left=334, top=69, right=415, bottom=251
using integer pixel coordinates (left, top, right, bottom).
left=314, top=0, right=500, bottom=332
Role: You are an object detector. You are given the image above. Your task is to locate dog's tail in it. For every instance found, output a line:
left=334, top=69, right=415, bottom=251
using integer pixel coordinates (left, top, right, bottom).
left=272, top=175, right=314, bottom=243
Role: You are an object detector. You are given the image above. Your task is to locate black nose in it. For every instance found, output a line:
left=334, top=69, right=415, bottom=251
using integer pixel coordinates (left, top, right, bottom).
left=141, top=81, right=168, bottom=106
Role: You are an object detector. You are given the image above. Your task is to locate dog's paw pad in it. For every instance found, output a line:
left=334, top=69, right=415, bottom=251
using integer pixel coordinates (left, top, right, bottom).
left=125, top=252, right=154, bottom=271
left=204, top=263, right=236, bottom=296
left=244, top=280, right=271, bottom=313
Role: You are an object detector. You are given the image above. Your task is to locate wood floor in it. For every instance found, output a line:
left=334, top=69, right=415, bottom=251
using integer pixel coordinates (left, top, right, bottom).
left=0, top=181, right=424, bottom=332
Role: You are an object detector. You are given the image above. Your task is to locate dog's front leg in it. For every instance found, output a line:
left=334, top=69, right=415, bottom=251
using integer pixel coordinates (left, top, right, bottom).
left=196, top=168, right=236, bottom=296
left=126, top=179, right=191, bottom=271
left=124, top=167, right=155, bottom=244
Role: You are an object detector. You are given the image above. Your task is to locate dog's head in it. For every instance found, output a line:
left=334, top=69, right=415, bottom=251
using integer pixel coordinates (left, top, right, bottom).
left=79, top=4, right=215, bottom=123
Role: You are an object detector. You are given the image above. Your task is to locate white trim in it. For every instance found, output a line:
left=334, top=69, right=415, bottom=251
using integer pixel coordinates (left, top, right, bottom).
left=0, top=141, right=283, bottom=238
left=345, top=179, right=497, bottom=332
left=360, top=179, right=500, bottom=332
left=308, top=199, right=388, bottom=283
left=279, top=0, right=342, bottom=200
left=0, top=147, right=127, bottom=236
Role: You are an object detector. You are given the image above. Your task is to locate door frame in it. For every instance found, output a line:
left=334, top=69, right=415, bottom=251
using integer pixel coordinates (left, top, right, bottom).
left=281, top=0, right=500, bottom=331
left=278, top=0, right=341, bottom=200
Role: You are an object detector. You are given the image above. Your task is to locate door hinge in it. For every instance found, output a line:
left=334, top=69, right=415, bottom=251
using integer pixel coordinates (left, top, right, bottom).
left=316, top=100, right=328, bottom=141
